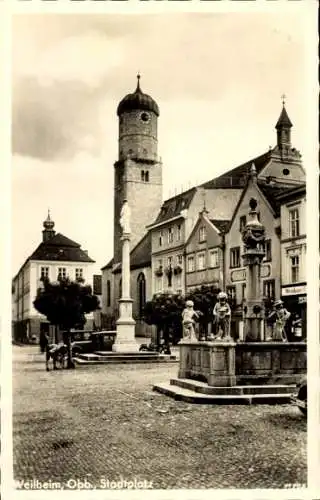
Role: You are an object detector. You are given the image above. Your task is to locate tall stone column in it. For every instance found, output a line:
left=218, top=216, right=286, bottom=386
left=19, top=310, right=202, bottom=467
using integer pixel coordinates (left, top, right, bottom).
left=242, top=196, right=266, bottom=342
left=113, top=202, right=138, bottom=352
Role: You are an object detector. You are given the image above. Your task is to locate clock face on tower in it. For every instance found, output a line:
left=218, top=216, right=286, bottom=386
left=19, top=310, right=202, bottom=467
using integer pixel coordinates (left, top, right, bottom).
left=140, top=112, right=150, bottom=123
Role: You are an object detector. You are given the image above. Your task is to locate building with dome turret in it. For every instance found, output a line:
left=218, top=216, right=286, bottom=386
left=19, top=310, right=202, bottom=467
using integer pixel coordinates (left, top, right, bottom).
left=101, top=80, right=306, bottom=339
left=12, top=212, right=96, bottom=343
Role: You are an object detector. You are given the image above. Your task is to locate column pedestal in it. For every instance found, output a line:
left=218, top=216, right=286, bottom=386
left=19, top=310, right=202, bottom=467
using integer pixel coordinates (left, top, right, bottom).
left=113, top=299, right=138, bottom=352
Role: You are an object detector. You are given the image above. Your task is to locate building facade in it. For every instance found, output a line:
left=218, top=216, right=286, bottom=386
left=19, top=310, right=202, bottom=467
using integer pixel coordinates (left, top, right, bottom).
left=185, top=210, right=229, bottom=293
left=277, top=185, right=307, bottom=337
left=12, top=213, right=96, bottom=342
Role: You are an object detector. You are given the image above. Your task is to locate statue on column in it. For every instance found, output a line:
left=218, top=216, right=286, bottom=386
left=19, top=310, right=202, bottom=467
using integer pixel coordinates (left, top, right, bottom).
left=120, top=200, right=131, bottom=234
left=182, top=300, right=199, bottom=341
left=213, top=292, right=231, bottom=340
left=266, top=299, right=291, bottom=342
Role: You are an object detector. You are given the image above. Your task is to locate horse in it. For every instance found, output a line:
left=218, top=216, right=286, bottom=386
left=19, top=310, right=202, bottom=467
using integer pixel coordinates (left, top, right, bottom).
left=45, top=342, right=68, bottom=371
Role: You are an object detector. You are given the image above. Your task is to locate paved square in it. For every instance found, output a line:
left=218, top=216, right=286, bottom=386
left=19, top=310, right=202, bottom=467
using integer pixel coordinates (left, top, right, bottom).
left=13, top=346, right=306, bottom=489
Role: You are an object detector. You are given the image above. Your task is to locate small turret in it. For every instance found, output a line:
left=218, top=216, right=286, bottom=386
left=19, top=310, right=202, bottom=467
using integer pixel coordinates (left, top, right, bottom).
left=42, top=210, right=55, bottom=242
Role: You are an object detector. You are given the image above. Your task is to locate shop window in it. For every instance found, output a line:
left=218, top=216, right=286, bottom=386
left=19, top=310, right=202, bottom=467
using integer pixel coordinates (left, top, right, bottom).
left=230, top=247, right=240, bottom=268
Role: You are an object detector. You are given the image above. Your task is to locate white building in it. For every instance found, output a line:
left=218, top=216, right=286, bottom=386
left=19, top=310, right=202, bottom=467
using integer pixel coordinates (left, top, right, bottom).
left=12, top=212, right=96, bottom=343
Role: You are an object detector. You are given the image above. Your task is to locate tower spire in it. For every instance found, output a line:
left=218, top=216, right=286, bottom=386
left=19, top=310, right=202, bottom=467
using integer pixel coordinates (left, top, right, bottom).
left=42, top=209, right=55, bottom=241
left=275, top=96, right=292, bottom=149
left=136, top=72, right=141, bottom=92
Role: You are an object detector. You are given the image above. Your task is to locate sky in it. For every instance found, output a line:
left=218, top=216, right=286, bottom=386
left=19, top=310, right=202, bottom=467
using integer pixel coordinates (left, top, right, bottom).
left=12, top=11, right=309, bottom=276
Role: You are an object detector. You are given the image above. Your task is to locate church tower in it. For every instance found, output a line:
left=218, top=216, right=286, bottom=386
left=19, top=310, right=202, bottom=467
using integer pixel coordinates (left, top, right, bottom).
left=42, top=210, right=56, bottom=242
left=113, top=75, right=163, bottom=264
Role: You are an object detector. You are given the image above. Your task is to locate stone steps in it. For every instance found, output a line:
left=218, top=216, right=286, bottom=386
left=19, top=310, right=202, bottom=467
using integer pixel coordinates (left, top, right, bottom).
left=73, top=352, right=178, bottom=365
left=171, top=378, right=295, bottom=395
left=153, top=382, right=293, bottom=405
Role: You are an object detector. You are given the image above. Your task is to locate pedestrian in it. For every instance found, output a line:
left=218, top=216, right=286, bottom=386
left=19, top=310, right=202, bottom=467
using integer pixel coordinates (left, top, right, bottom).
left=267, top=299, right=291, bottom=342
left=182, top=300, right=199, bottom=341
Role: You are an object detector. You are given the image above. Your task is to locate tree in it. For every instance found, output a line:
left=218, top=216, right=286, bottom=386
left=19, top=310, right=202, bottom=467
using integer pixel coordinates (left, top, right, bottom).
left=186, top=285, right=221, bottom=338
left=33, top=277, right=100, bottom=368
left=143, top=293, right=185, bottom=346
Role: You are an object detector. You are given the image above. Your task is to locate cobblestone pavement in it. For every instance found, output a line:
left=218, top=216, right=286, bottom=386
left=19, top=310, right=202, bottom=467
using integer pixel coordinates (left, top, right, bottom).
left=13, top=346, right=307, bottom=490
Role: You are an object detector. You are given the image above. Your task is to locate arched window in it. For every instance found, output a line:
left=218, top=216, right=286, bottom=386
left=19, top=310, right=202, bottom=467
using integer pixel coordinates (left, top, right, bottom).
left=107, top=280, right=111, bottom=307
left=141, top=170, right=145, bottom=181
left=137, top=273, right=146, bottom=318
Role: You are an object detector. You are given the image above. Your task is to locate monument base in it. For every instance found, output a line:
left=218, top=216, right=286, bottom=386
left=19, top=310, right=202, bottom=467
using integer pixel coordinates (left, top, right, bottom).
left=113, top=318, right=139, bottom=353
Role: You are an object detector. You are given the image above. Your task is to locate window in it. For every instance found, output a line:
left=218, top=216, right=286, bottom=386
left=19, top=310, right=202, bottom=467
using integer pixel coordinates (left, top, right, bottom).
left=260, top=239, right=272, bottom=262
left=57, top=267, right=66, bottom=280
left=230, top=247, right=241, bottom=268
left=157, top=259, right=163, bottom=269
left=199, top=226, right=206, bottom=242
left=177, top=254, right=183, bottom=265
left=197, top=253, right=205, bottom=270
left=242, top=283, right=246, bottom=302
left=168, top=227, right=173, bottom=244
left=145, top=171, right=149, bottom=182
left=155, top=276, right=162, bottom=293
left=167, top=256, right=173, bottom=267
left=187, top=255, right=195, bottom=272
left=209, top=249, right=219, bottom=268
left=239, top=215, right=246, bottom=232
left=263, top=279, right=275, bottom=299
left=291, top=255, right=300, bottom=283
left=226, top=286, right=236, bottom=302
left=106, top=280, right=111, bottom=307
left=175, top=272, right=182, bottom=288
left=41, top=267, right=49, bottom=279
left=177, top=224, right=182, bottom=241
left=289, top=208, right=300, bottom=238
left=75, top=268, right=83, bottom=281
left=137, top=273, right=146, bottom=318
left=159, top=231, right=163, bottom=247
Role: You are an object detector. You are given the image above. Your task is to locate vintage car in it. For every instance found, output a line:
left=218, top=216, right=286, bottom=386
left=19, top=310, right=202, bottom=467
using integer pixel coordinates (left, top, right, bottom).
left=69, top=330, right=116, bottom=355
left=290, top=376, right=307, bottom=416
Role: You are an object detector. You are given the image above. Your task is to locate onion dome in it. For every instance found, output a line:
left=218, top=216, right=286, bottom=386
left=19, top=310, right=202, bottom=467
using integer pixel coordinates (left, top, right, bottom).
left=43, top=210, right=55, bottom=230
left=117, top=74, right=159, bottom=117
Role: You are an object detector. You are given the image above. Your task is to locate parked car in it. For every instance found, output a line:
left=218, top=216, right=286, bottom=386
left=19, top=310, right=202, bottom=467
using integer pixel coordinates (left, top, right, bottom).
left=290, top=376, right=307, bottom=416
left=65, top=330, right=116, bottom=356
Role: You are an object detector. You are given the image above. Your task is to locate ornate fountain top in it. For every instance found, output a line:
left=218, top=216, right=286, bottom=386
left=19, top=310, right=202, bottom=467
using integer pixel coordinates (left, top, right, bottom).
left=242, top=198, right=266, bottom=250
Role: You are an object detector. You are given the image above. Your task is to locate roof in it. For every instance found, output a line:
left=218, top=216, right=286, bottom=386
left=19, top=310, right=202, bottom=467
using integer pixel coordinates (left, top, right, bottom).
left=117, top=76, right=159, bottom=117
left=152, top=188, right=197, bottom=225
left=200, top=151, right=272, bottom=189
left=29, top=233, right=95, bottom=263
left=113, top=232, right=151, bottom=274
left=101, top=257, right=114, bottom=271
left=275, top=106, right=293, bottom=129
left=209, top=219, right=230, bottom=233
left=257, top=181, right=297, bottom=216
left=273, top=183, right=306, bottom=201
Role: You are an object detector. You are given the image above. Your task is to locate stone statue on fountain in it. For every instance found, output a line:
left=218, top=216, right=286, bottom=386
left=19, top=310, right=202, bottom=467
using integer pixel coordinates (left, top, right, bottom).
left=120, top=199, right=131, bottom=235
left=213, top=292, right=232, bottom=340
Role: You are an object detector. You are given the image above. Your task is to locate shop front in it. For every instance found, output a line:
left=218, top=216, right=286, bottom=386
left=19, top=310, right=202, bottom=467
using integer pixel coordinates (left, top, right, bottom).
left=281, top=283, right=307, bottom=341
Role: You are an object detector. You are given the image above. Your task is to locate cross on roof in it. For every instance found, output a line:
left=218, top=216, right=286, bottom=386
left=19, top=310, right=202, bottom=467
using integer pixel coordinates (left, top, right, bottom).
left=281, top=94, right=286, bottom=106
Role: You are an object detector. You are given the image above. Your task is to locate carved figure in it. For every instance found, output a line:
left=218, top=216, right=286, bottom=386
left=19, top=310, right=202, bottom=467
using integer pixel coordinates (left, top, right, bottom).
left=182, top=300, right=199, bottom=341
left=213, top=292, right=231, bottom=339
left=120, top=200, right=131, bottom=234
left=267, top=299, right=291, bottom=341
